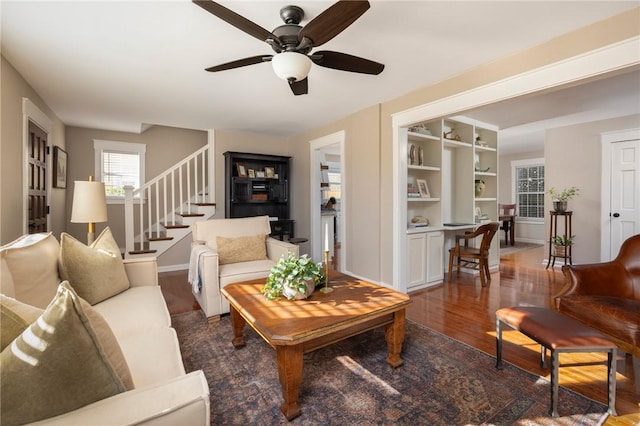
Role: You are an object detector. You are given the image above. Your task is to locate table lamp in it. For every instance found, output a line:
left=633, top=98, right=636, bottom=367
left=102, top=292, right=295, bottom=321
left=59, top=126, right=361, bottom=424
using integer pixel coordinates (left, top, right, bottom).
left=71, top=176, right=108, bottom=244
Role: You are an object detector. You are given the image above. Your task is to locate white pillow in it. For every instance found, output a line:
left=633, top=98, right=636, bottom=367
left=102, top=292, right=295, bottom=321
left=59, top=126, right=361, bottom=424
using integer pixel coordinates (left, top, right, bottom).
left=0, top=232, right=61, bottom=308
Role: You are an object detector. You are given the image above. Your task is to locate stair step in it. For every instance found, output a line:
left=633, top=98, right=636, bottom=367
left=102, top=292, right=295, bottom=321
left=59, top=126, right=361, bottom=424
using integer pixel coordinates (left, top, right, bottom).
left=146, top=231, right=173, bottom=242
left=128, top=249, right=157, bottom=255
left=164, top=224, right=189, bottom=229
left=194, top=202, right=216, bottom=206
left=178, top=213, right=205, bottom=218
left=129, top=241, right=157, bottom=255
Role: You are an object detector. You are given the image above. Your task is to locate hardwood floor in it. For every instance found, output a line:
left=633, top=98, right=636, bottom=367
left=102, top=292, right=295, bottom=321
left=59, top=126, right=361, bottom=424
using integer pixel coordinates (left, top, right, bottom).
left=158, top=245, right=639, bottom=420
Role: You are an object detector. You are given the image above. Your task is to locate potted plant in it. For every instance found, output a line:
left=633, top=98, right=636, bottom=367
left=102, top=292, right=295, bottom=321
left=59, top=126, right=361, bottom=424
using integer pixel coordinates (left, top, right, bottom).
left=551, top=234, right=575, bottom=257
left=262, top=253, right=324, bottom=300
left=547, top=186, right=579, bottom=212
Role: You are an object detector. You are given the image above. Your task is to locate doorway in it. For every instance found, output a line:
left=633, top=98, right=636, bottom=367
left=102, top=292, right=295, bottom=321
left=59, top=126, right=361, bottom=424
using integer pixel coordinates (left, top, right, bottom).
left=309, top=131, right=345, bottom=270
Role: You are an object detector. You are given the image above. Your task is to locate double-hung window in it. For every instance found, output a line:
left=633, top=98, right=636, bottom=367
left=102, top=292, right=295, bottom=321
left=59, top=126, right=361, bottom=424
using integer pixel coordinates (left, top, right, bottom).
left=511, top=158, right=545, bottom=221
left=94, top=140, right=146, bottom=203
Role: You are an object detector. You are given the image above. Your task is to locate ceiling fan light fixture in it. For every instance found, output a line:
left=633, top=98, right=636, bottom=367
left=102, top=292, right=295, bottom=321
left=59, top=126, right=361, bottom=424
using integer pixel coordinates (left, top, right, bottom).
left=271, top=52, right=312, bottom=82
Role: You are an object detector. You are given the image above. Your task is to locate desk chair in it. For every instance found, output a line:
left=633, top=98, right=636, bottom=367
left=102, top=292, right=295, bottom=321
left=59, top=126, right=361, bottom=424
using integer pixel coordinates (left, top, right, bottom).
left=499, top=204, right=516, bottom=246
left=448, top=222, right=499, bottom=287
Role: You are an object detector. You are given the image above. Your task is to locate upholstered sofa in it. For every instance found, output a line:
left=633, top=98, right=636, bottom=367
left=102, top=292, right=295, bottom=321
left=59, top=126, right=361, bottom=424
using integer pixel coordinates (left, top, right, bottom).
left=0, top=230, right=210, bottom=425
left=555, top=233, right=640, bottom=358
left=190, top=215, right=298, bottom=320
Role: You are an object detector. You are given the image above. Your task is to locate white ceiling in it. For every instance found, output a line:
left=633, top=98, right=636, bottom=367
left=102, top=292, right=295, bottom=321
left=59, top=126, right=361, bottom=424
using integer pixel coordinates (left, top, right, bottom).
left=2, top=1, right=639, bottom=151
left=464, top=69, right=640, bottom=154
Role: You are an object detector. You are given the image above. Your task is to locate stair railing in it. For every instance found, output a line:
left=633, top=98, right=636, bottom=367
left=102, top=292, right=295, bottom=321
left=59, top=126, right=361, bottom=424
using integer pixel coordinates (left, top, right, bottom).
left=124, top=145, right=212, bottom=255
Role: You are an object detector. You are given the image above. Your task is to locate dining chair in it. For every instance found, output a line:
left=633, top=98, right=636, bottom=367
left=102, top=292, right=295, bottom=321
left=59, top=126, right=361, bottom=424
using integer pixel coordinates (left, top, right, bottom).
left=498, top=204, right=516, bottom=246
left=448, top=222, right=499, bottom=287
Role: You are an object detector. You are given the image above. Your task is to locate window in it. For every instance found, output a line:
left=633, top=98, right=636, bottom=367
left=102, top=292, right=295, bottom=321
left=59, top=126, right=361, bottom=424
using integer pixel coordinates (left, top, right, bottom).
left=94, top=140, right=145, bottom=203
left=512, top=158, right=544, bottom=221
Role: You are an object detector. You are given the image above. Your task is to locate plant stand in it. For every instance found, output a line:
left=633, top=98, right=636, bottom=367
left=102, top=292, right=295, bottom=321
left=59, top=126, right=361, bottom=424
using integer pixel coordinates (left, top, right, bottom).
left=546, top=211, right=573, bottom=269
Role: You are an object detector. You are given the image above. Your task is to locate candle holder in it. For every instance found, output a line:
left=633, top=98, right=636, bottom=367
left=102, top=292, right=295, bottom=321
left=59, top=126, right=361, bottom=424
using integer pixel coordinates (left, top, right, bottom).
left=320, top=249, right=333, bottom=293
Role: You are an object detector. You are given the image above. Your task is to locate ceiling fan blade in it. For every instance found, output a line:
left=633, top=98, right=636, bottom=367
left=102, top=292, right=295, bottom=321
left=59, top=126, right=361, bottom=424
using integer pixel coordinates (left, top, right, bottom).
left=289, top=78, right=308, bottom=96
left=298, top=0, right=369, bottom=47
left=193, top=0, right=281, bottom=46
left=205, top=55, right=272, bottom=72
left=312, top=51, right=384, bottom=75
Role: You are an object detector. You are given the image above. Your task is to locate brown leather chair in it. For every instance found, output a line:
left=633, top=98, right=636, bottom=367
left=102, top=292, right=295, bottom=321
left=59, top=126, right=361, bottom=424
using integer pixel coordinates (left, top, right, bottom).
left=556, top=233, right=640, bottom=357
left=498, top=204, right=516, bottom=246
left=448, top=222, right=499, bottom=287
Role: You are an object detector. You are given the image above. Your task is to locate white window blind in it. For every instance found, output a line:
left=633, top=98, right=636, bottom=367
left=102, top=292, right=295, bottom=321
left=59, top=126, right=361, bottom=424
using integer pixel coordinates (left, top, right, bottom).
left=102, top=151, right=140, bottom=196
left=94, top=140, right=146, bottom=202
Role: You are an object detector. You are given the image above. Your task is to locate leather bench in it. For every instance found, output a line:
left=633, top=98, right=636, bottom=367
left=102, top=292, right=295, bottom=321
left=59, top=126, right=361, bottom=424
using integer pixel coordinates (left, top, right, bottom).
left=495, top=306, right=617, bottom=417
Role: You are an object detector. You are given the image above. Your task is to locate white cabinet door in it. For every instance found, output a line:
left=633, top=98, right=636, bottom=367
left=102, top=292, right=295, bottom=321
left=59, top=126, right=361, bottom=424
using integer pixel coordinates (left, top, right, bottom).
left=407, top=232, right=427, bottom=289
left=426, top=231, right=444, bottom=283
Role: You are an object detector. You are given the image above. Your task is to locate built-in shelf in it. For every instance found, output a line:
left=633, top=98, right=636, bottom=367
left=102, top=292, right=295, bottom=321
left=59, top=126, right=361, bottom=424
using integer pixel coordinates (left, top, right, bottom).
left=402, top=116, right=499, bottom=293
left=475, top=145, right=497, bottom=152
left=443, top=139, right=472, bottom=149
left=409, top=165, right=441, bottom=172
left=408, top=197, right=441, bottom=202
left=408, top=131, right=440, bottom=141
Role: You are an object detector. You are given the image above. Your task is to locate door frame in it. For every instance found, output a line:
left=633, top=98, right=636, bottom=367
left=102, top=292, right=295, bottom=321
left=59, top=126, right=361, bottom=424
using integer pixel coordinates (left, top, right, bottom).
left=392, top=36, right=640, bottom=290
left=309, top=131, right=346, bottom=268
left=22, top=98, right=54, bottom=235
left=600, top=128, right=640, bottom=261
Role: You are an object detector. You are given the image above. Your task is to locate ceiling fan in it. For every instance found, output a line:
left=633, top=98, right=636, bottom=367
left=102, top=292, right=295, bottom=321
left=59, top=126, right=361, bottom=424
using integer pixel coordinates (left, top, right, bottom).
left=193, top=0, right=384, bottom=95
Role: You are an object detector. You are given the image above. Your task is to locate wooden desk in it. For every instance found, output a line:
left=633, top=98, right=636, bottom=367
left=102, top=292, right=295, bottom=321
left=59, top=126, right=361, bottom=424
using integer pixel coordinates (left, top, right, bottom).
left=221, top=271, right=412, bottom=421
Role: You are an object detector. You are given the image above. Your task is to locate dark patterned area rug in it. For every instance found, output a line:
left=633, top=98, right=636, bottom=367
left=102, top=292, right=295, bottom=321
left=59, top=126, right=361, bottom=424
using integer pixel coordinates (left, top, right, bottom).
left=172, top=311, right=607, bottom=426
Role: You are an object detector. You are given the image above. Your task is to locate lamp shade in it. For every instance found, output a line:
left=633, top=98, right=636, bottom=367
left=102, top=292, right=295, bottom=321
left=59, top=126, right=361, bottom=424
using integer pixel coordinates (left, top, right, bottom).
left=271, top=52, right=312, bottom=82
left=71, top=181, right=108, bottom=223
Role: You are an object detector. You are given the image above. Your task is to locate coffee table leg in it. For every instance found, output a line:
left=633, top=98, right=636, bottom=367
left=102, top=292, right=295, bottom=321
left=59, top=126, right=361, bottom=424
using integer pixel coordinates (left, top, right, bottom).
left=275, top=344, right=303, bottom=421
left=385, top=309, right=406, bottom=368
left=228, top=306, right=246, bottom=348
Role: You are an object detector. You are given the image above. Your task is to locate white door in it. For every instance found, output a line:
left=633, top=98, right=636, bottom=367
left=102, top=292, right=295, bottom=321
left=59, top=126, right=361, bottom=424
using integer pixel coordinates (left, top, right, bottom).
left=609, top=139, right=640, bottom=257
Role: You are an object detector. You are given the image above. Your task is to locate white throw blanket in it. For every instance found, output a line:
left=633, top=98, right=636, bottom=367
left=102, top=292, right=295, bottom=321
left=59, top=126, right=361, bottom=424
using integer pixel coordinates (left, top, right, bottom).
left=188, top=244, right=210, bottom=294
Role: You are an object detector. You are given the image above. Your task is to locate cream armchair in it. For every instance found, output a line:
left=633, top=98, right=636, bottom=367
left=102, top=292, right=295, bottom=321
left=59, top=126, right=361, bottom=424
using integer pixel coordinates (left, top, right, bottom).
left=190, top=215, right=299, bottom=321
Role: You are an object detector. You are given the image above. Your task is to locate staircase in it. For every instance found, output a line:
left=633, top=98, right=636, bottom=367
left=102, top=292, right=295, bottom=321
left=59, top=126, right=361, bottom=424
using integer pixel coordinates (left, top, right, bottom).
left=123, top=145, right=215, bottom=259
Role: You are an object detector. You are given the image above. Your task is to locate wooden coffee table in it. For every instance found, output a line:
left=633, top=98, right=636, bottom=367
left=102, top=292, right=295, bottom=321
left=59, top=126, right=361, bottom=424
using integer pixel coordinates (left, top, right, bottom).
left=220, top=271, right=412, bottom=421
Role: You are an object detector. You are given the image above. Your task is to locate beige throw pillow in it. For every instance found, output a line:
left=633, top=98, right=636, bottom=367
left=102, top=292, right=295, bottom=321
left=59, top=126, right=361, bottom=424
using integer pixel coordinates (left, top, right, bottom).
left=0, top=295, right=44, bottom=351
left=59, top=227, right=130, bottom=305
left=216, top=234, right=267, bottom=265
left=0, top=232, right=61, bottom=308
left=0, top=281, right=134, bottom=426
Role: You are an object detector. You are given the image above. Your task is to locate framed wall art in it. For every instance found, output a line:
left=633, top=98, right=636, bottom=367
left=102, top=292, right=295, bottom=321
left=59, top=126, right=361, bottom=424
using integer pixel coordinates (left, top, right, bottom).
left=53, top=146, right=67, bottom=188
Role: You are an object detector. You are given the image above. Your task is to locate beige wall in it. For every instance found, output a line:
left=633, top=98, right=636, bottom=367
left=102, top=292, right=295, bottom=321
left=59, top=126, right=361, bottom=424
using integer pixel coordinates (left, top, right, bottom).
left=212, top=129, right=290, bottom=220
left=545, top=114, right=640, bottom=264
left=64, top=125, right=208, bottom=254
left=1, top=56, right=66, bottom=245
